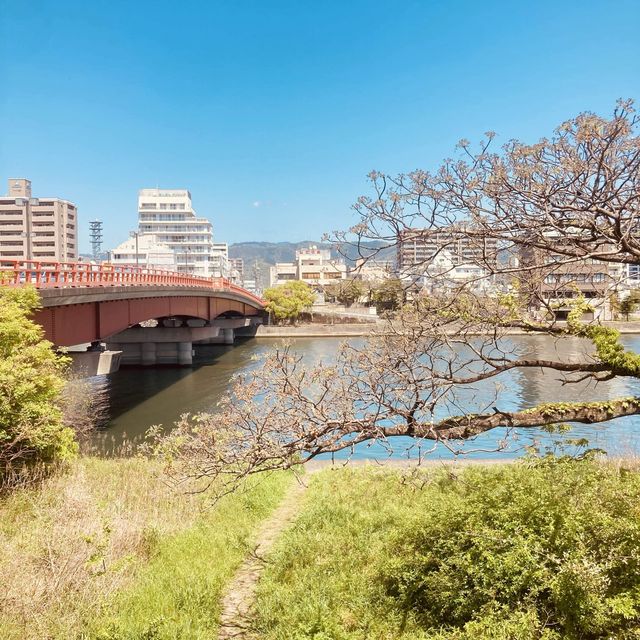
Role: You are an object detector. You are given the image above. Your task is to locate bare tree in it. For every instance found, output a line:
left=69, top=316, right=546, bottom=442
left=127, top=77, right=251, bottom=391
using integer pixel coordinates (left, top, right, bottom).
left=152, top=101, right=640, bottom=496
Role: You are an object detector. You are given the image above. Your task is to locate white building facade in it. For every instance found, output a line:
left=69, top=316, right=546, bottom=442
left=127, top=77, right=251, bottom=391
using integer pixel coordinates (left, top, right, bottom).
left=109, top=234, right=177, bottom=270
left=210, top=242, right=231, bottom=278
left=137, top=188, right=214, bottom=277
left=269, top=246, right=348, bottom=288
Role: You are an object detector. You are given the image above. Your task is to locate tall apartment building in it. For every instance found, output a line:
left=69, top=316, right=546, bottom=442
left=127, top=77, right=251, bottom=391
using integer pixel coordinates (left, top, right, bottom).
left=0, top=178, right=78, bottom=262
left=137, top=188, right=214, bottom=277
left=397, top=225, right=498, bottom=273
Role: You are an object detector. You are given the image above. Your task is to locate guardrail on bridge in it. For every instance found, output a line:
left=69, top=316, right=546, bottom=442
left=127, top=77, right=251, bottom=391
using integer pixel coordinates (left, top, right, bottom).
left=0, top=260, right=265, bottom=307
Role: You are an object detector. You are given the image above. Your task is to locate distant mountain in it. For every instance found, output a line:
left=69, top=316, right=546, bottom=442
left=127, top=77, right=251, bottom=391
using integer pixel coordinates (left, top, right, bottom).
left=228, top=240, right=395, bottom=267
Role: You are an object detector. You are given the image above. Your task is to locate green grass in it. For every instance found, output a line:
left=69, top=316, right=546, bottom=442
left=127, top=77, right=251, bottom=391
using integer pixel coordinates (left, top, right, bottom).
left=88, top=471, right=292, bottom=639
left=253, top=460, right=640, bottom=640
left=0, top=457, right=292, bottom=639
left=253, top=467, right=430, bottom=640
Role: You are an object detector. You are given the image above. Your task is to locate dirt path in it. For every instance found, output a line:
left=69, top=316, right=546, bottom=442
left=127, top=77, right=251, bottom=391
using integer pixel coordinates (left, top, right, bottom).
left=217, top=477, right=309, bottom=639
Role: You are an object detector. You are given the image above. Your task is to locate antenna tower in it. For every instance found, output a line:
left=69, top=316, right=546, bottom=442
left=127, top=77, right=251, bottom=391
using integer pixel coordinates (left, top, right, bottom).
left=89, top=220, right=103, bottom=259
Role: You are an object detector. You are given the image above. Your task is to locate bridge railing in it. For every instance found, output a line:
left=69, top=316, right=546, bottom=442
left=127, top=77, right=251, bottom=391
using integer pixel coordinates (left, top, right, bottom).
left=0, top=260, right=265, bottom=306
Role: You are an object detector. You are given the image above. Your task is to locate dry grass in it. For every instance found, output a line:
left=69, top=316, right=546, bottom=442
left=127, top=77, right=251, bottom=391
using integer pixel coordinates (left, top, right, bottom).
left=0, top=456, right=200, bottom=639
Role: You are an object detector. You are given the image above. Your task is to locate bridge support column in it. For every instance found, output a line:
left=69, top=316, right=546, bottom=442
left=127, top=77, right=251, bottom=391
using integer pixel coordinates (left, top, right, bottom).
left=141, top=342, right=157, bottom=366
left=177, top=342, right=193, bottom=366
left=222, top=328, right=234, bottom=345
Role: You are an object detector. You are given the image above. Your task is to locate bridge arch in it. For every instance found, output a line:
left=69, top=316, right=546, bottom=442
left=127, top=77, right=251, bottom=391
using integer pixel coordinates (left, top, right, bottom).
left=35, top=291, right=263, bottom=347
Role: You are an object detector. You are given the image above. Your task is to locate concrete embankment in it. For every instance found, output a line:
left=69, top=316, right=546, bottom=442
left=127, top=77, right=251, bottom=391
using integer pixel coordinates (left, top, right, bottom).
left=254, top=324, right=379, bottom=337
left=253, top=321, right=640, bottom=338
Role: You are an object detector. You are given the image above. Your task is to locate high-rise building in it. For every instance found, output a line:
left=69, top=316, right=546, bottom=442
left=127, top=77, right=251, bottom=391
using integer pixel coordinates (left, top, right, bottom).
left=0, top=178, right=78, bottom=262
left=137, top=188, right=214, bottom=276
left=397, top=225, right=498, bottom=273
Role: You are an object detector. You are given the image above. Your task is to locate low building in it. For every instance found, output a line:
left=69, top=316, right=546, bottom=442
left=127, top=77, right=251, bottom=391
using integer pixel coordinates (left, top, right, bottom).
left=0, top=177, right=78, bottom=262
left=414, top=249, right=495, bottom=294
left=109, top=234, right=177, bottom=270
left=349, top=258, right=394, bottom=282
left=229, top=258, right=244, bottom=283
left=210, top=242, right=230, bottom=278
left=243, top=278, right=258, bottom=294
left=520, top=236, right=624, bottom=321
left=269, top=246, right=348, bottom=288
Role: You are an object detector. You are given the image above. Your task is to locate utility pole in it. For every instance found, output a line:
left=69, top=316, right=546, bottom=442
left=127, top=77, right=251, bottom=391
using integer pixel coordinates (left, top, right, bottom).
left=253, top=259, right=260, bottom=293
left=89, top=220, right=103, bottom=260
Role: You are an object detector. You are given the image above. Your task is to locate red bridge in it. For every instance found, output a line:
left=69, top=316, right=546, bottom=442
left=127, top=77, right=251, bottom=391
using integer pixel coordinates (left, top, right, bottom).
left=2, top=260, right=265, bottom=369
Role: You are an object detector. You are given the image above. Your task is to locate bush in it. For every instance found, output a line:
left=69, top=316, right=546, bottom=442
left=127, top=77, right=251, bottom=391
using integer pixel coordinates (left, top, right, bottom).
left=0, top=286, right=76, bottom=483
left=384, top=459, right=640, bottom=638
left=264, top=280, right=315, bottom=324
left=254, top=462, right=640, bottom=639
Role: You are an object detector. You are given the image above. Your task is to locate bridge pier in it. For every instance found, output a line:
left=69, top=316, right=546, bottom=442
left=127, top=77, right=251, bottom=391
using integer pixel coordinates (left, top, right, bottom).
left=141, top=342, right=157, bottom=366
left=107, top=341, right=196, bottom=366
left=104, top=318, right=263, bottom=367
left=178, top=341, right=193, bottom=365
left=106, top=325, right=219, bottom=367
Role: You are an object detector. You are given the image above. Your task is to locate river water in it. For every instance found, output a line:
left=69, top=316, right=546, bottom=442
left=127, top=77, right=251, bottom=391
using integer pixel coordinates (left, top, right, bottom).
left=89, top=335, right=640, bottom=460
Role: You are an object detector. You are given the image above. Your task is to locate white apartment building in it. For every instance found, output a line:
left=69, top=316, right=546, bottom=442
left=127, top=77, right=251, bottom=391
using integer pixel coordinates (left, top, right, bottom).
left=109, top=234, right=177, bottom=270
left=269, top=246, right=348, bottom=288
left=137, top=188, right=214, bottom=277
left=210, top=242, right=231, bottom=278
left=0, top=178, right=78, bottom=262
left=350, top=258, right=394, bottom=282
left=415, top=249, right=494, bottom=294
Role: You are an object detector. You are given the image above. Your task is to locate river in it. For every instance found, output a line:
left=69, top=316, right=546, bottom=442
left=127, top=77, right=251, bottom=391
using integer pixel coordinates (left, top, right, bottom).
left=88, top=335, right=640, bottom=460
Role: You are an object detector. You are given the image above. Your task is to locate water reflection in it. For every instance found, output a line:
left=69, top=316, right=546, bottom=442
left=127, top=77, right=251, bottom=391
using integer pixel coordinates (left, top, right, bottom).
left=88, top=335, right=640, bottom=460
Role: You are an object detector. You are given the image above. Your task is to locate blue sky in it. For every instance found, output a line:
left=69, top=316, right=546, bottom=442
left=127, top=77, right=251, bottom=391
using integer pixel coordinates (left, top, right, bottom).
left=1, top=0, right=639, bottom=252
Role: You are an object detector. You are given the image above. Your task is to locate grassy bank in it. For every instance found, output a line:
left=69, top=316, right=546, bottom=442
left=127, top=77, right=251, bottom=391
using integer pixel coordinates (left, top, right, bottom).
left=0, top=457, right=291, bottom=639
left=254, top=460, right=640, bottom=639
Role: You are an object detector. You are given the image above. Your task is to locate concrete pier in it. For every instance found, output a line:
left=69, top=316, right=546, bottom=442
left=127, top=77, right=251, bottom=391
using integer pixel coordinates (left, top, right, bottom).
left=67, top=349, right=123, bottom=376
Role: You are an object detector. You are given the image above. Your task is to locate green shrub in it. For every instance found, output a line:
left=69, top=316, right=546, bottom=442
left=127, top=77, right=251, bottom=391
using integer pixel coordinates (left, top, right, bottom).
left=254, top=462, right=640, bottom=639
left=384, top=459, right=640, bottom=638
left=264, top=280, right=315, bottom=324
left=0, top=286, right=76, bottom=482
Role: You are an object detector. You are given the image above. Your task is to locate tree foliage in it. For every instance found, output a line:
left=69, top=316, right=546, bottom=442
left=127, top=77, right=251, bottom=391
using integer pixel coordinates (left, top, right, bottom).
left=371, top=278, right=405, bottom=311
left=0, top=286, right=76, bottom=480
left=155, top=101, right=640, bottom=496
left=323, top=278, right=366, bottom=307
left=263, top=280, right=315, bottom=324
left=620, top=289, right=640, bottom=320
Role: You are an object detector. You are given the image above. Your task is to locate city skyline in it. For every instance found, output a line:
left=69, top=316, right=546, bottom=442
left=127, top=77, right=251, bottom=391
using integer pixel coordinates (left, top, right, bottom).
left=1, top=0, right=640, bottom=252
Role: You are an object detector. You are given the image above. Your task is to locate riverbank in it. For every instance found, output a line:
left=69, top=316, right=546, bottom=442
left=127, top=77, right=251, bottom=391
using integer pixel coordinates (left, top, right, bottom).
left=254, top=320, right=640, bottom=338
left=3, top=455, right=640, bottom=638
left=0, top=457, right=292, bottom=639
left=253, top=460, right=640, bottom=639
